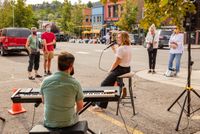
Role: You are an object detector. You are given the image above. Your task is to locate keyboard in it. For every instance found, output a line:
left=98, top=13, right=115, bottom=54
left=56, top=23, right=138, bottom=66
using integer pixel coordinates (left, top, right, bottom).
left=11, top=87, right=120, bottom=103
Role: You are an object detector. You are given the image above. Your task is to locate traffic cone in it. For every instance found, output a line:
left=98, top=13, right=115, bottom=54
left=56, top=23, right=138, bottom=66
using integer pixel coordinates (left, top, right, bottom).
left=8, top=88, right=26, bottom=115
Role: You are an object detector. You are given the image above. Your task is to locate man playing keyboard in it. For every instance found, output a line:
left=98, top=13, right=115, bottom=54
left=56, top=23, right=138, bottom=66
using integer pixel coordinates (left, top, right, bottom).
left=40, top=51, right=84, bottom=128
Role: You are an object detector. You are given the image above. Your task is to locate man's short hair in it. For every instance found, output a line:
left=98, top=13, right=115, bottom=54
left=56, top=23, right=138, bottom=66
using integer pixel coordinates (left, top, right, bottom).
left=58, top=52, right=75, bottom=71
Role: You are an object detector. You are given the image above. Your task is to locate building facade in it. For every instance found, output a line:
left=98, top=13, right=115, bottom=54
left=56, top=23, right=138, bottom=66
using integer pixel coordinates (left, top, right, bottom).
left=82, top=8, right=92, bottom=36
left=104, top=0, right=125, bottom=29
left=92, top=2, right=104, bottom=37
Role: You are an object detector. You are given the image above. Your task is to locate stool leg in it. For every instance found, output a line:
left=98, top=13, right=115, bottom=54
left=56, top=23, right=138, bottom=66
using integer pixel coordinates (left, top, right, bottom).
left=116, top=78, right=123, bottom=115
left=129, top=78, right=136, bottom=115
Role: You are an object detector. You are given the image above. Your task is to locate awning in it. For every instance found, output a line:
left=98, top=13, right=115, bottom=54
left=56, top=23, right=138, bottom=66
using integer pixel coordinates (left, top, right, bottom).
left=82, top=31, right=91, bottom=34
left=90, top=29, right=100, bottom=34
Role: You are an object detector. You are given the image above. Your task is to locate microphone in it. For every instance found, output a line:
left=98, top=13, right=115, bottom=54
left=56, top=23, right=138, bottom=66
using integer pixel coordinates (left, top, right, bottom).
left=104, top=41, right=117, bottom=50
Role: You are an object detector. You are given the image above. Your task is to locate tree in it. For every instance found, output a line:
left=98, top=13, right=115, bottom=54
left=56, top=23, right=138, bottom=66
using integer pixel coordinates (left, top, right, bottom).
left=0, top=0, right=13, bottom=28
left=58, top=0, right=73, bottom=33
left=100, top=0, right=118, bottom=4
left=87, top=1, right=92, bottom=8
left=140, top=0, right=196, bottom=30
left=0, top=0, right=38, bottom=28
left=115, top=0, right=137, bottom=32
left=71, top=2, right=84, bottom=36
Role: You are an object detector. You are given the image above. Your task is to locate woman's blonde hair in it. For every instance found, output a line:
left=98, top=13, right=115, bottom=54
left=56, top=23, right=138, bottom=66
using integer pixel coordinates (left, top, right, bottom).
left=148, top=24, right=156, bottom=32
left=119, top=31, right=130, bottom=46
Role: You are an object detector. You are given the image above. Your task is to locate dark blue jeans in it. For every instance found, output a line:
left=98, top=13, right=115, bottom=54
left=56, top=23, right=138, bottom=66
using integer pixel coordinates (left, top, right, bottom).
left=28, top=52, right=40, bottom=72
left=96, top=65, right=131, bottom=109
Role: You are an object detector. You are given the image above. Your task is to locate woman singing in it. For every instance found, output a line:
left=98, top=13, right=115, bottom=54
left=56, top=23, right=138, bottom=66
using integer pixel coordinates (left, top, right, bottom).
left=93, top=31, right=132, bottom=111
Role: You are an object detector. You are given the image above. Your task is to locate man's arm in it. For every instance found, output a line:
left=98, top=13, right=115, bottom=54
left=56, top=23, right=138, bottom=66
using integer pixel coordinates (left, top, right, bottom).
left=109, top=57, right=121, bottom=72
left=76, top=100, right=84, bottom=113
left=41, top=95, right=44, bottom=104
left=42, top=39, right=48, bottom=52
left=46, top=39, right=56, bottom=46
left=25, top=38, right=31, bottom=53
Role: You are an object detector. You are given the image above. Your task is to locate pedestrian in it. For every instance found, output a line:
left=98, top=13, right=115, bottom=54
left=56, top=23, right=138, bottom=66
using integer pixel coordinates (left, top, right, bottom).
left=167, top=26, right=184, bottom=76
left=145, top=24, right=159, bottom=74
left=93, top=31, right=132, bottom=111
left=40, top=51, right=84, bottom=128
left=41, top=23, right=56, bottom=76
left=105, top=31, right=111, bottom=44
left=25, top=27, right=42, bottom=80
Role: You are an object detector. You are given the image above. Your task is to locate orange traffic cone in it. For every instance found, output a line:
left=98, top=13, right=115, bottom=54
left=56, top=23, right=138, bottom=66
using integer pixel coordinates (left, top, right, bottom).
left=8, top=88, right=26, bottom=115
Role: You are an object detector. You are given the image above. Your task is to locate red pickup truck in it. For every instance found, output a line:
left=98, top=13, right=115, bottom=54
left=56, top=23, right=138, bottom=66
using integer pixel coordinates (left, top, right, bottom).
left=0, top=27, right=31, bottom=56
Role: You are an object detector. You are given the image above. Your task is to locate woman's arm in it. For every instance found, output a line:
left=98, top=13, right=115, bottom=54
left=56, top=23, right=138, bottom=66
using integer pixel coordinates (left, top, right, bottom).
left=109, top=57, right=121, bottom=72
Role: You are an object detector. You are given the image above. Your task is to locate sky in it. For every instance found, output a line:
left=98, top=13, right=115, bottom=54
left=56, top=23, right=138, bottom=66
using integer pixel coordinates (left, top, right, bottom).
left=26, top=0, right=99, bottom=4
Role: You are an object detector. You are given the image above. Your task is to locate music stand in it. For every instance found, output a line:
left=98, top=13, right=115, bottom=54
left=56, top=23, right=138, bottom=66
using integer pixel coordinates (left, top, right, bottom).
left=167, top=13, right=200, bottom=131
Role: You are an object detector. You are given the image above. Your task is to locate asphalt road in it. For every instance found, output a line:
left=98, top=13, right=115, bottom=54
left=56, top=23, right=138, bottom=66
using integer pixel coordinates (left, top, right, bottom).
left=0, top=42, right=200, bottom=134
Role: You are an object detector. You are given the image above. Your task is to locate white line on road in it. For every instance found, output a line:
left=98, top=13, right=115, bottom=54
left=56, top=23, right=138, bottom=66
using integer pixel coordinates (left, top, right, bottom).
left=76, top=51, right=89, bottom=54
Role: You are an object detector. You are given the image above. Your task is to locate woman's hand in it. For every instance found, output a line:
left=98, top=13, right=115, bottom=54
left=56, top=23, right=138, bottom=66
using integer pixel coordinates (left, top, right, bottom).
left=170, top=42, right=177, bottom=49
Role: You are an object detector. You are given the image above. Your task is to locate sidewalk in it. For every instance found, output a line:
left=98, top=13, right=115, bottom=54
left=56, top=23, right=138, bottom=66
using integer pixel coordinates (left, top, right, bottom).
left=136, top=68, right=200, bottom=90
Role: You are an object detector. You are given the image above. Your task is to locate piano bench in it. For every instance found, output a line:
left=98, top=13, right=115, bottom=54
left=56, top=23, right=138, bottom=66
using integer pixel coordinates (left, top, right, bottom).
left=29, top=121, right=88, bottom=134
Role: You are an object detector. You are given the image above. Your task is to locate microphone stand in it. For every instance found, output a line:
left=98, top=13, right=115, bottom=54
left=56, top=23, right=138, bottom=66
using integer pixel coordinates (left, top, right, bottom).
left=167, top=12, right=200, bottom=131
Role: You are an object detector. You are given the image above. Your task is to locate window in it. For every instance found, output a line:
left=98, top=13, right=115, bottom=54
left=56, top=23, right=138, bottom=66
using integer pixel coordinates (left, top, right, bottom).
left=108, top=6, right=112, bottom=17
left=113, top=4, right=118, bottom=18
left=93, top=16, right=96, bottom=23
left=86, top=16, right=89, bottom=22
left=97, top=16, right=100, bottom=22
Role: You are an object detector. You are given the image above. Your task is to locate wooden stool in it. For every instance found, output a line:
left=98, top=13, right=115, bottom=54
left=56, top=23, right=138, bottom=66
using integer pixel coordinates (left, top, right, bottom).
left=29, top=121, right=89, bottom=134
left=116, top=72, right=136, bottom=116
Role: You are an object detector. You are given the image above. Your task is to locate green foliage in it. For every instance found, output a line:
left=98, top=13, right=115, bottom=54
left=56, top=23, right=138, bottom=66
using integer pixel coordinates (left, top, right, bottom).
left=87, top=1, right=93, bottom=8
left=0, top=0, right=13, bottom=28
left=57, top=0, right=83, bottom=35
left=115, top=0, right=138, bottom=32
left=140, top=0, right=196, bottom=30
left=0, top=0, right=38, bottom=29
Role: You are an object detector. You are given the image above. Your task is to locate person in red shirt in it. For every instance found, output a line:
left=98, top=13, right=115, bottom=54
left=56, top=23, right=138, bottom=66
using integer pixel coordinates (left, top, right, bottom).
left=41, top=23, right=56, bottom=75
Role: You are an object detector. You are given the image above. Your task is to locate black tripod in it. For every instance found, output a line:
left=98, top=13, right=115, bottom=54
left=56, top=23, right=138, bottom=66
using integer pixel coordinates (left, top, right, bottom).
left=167, top=22, right=200, bottom=131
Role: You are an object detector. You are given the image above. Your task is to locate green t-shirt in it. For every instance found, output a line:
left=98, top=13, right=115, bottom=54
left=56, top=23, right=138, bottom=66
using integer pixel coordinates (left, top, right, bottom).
left=40, top=71, right=84, bottom=128
left=28, top=35, right=39, bottom=50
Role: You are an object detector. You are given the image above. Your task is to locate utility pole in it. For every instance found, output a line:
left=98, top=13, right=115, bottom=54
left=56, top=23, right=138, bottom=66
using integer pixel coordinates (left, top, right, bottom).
left=10, top=0, right=15, bottom=27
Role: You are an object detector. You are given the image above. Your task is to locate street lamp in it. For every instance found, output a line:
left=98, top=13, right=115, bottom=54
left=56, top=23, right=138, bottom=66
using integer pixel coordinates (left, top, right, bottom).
left=10, top=0, right=15, bottom=27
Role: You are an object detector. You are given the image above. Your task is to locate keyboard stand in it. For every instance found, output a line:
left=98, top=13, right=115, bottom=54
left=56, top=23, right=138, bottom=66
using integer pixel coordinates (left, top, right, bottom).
left=78, top=102, right=96, bottom=134
left=0, top=117, right=5, bottom=122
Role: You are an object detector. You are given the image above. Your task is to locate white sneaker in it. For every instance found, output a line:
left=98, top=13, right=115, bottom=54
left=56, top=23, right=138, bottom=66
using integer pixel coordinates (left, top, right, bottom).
left=91, top=105, right=104, bottom=112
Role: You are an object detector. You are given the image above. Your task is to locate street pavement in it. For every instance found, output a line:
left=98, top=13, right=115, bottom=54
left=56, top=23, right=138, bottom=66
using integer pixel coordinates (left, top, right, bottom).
left=0, top=43, right=200, bottom=134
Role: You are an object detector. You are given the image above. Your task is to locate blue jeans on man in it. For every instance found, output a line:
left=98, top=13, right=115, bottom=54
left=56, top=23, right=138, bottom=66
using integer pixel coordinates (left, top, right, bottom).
left=168, top=53, right=182, bottom=73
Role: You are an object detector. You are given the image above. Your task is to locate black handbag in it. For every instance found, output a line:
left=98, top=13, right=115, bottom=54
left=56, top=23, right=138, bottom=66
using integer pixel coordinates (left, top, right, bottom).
left=148, top=43, right=154, bottom=52
left=147, top=34, right=155, bottom=52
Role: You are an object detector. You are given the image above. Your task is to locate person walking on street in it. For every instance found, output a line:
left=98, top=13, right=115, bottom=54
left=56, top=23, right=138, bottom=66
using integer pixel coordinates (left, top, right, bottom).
left=25, top=27, right=42, bottom=80
left=42, top=23, right=56, bottom=76
left=145, top=24, right=159, bottom=74
left=167, top=26, right=184, bottom=76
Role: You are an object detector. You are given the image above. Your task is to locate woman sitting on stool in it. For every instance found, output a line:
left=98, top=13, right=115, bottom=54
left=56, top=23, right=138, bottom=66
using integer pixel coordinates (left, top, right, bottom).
left=93, top=31, right=132, bottom=112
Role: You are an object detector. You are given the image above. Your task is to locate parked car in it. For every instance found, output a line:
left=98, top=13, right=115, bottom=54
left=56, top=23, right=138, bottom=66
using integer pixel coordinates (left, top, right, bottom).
left=55, top=33, right=69, bottom=42
left=157, top=29, right=173, bottom=48
left=0, top=27, right=31, bottom=56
